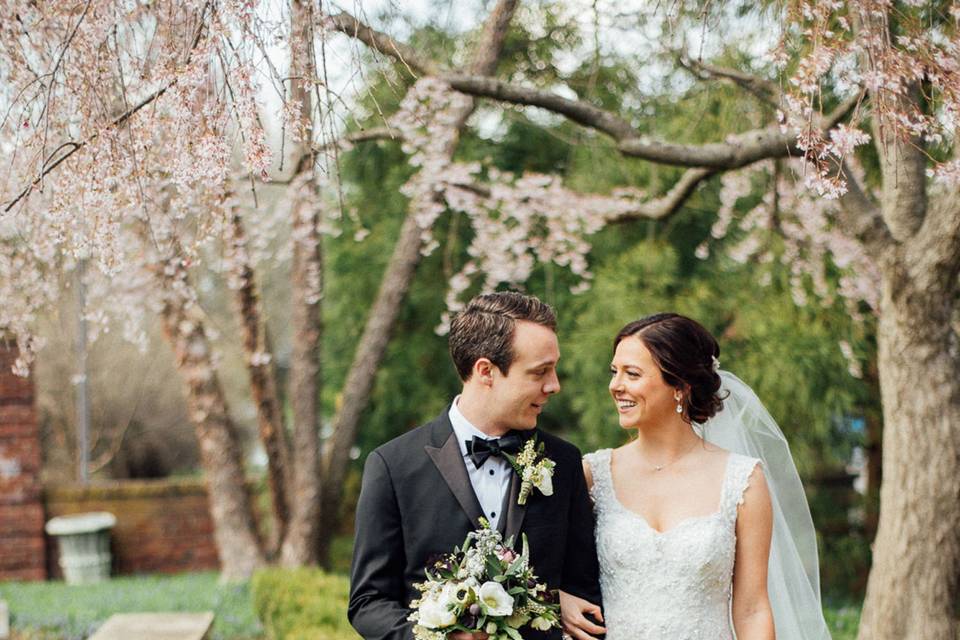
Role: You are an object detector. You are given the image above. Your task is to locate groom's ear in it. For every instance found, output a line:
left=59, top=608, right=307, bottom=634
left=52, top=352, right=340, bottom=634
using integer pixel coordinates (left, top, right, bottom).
left=473, top=358, right=497, bottom=386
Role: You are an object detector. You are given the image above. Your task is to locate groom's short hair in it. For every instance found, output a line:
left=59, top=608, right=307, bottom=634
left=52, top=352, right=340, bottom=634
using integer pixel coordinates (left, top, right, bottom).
left=448, top=291, right=557, bottom=381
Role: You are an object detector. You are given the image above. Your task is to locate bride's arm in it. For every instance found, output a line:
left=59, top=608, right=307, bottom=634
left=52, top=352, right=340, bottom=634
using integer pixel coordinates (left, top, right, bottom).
left=731, top=465, right=776, bottom=640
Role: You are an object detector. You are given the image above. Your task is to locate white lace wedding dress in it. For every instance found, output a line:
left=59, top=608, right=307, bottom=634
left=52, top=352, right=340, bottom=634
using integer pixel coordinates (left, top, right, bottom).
left=583, top=448, right=760, bottom=640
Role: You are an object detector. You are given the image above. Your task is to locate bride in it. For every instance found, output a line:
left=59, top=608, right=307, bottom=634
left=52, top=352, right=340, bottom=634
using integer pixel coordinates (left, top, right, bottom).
left=561, top=313, right=832, bottom=640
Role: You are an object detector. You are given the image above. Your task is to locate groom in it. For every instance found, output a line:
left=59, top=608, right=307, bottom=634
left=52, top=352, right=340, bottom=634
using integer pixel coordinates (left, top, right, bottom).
left=348, top=292, right=603, bottom=640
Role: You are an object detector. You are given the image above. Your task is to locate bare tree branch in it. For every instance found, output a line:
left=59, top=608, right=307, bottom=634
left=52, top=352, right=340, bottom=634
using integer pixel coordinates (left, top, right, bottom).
left=468, top=0, right=518, bottom=75
left=323, top=11, right=441, bottom=77
left=226, top=206, right=291, bottom=556
left=442, top=74, right=798, bottom=167
left=311, top=126, right=396, bottom=153
left=608, top=168, right=718, bottom=222
left=444, top=75, right=866, bottom=172
left=444, top=74, right=638, bottom=139
left=678, top=55, right=779, bottom=106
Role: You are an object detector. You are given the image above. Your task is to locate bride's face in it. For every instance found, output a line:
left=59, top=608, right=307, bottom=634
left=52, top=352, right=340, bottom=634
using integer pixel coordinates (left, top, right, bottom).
left=609, top=335, right=678, bottom=429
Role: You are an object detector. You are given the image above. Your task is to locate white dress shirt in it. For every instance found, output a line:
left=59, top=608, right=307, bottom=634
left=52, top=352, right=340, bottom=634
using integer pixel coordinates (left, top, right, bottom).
left=448, top=397, right=513, bottom=531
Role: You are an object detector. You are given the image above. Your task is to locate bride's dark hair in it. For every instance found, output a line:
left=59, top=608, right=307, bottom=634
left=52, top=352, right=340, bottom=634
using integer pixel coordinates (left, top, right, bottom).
left=614, top=313, right=724, bottom=424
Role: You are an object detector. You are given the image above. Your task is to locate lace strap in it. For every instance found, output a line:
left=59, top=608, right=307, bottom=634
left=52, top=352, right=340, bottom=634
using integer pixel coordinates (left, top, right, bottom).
left=583, top=449, right=613, bottom=504
left=720, top=453, right=762, bottom=522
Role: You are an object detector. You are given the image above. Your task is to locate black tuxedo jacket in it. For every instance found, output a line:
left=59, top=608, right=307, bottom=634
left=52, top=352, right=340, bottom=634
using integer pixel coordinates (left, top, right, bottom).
left=348, top=408, right=603, bottom=640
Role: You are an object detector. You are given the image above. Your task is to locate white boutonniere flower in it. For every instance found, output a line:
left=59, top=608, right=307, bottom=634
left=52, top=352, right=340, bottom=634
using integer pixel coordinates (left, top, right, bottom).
left=505, top=436, right=556, bottom=505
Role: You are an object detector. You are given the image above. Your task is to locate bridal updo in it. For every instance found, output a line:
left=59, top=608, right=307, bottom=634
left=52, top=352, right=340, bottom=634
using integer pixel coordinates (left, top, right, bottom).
left=614, top=313, right=724, bottom=424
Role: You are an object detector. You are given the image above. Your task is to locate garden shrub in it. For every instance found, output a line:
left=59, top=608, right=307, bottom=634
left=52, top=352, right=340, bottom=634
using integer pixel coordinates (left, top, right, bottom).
left=251, top=568, right=359, bottom=640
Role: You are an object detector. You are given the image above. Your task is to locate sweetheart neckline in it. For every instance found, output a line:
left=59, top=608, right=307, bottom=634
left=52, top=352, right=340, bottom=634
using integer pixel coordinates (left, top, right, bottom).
left=608, top=499, right=723, bottom=536
left=603, top=448, right=733, bottom=535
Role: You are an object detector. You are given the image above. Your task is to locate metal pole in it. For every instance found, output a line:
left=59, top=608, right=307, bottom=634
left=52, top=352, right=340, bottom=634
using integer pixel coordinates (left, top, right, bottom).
left=76, top=258, right=90, bottom=484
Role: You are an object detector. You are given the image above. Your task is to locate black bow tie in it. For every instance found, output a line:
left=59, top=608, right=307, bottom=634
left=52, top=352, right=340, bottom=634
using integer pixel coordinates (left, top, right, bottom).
left=467, top=433, right=523, bottom=469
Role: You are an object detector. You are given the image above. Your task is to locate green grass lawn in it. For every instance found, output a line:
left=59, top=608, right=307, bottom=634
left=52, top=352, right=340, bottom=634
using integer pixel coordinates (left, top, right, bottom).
left=1, top=569, right=862, bottom=640
left=0, top=572, right=262, bottom=640
left=823, top=598, right=862, bottom=640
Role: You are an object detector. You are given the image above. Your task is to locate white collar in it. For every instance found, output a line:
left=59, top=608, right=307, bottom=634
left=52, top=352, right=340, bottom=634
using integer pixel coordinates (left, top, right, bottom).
left=448, top=395, right=496, bottom=458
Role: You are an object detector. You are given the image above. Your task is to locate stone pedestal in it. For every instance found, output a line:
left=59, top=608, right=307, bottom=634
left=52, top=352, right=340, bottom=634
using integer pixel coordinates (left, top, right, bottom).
left=45, top=512, right=116, bottom=585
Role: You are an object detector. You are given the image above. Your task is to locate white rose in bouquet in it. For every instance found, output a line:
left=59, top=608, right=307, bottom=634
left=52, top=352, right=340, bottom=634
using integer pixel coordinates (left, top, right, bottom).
left=478, top=581, right=514, bottom=617
left=418, top=595, right=457, bottom=629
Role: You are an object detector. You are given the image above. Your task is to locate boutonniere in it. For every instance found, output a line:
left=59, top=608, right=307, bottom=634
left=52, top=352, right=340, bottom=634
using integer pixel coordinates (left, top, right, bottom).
left=504, top=436, right=556, bottom=505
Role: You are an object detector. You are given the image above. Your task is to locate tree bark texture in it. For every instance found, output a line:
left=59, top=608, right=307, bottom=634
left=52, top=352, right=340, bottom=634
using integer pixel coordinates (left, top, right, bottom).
left=857, top=264, right=960, bottom=639
left=281, top=0, right=324, bottom=567
left=227, top=208, right=291, bottom=556
left=153, top=238, right=265, bottom=581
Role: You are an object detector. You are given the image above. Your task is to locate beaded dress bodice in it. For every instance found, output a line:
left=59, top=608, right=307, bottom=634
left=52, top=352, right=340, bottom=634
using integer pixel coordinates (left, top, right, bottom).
left=583, top=448, right=760, bottom=640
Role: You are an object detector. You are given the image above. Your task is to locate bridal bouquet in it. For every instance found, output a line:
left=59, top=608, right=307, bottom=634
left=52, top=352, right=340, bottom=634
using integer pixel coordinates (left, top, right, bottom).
left=408, top=521, right=560, bottom=640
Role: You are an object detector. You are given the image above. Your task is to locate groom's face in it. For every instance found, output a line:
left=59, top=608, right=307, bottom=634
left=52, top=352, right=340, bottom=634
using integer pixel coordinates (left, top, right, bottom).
left=488, top=320, right=561, bottom=431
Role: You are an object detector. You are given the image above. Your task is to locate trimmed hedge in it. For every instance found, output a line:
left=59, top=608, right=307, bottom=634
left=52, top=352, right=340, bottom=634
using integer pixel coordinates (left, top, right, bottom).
left=251, top=568, right=360, bottom=640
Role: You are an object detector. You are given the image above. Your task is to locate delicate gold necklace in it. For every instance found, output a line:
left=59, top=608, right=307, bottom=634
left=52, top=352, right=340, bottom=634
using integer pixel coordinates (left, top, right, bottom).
left=637, top=438, right=701, bottom=472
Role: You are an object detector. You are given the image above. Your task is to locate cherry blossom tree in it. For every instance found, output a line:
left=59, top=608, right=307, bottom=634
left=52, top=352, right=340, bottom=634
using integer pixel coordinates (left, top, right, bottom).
left=0, top=0, right=528, bottom=578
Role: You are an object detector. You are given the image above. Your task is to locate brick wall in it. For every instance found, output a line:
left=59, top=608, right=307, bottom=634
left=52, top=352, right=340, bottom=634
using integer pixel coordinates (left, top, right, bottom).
left=0, top=345, right=46, bottom=582
left=44, top=479, right=220, bottom=577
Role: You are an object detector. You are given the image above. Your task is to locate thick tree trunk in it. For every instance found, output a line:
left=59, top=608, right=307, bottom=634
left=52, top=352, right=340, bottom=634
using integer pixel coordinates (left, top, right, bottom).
left=227, top=208, right=291, bottom=556
left=316, top=0, right=520, bottom=565
left=281, top=186, right=324, bottom=566
left=317, top=195, right=426, bottom=564
left=154, top=239, right=265, bottom=581
left=280, top=0, right=323, bottom=567
left=857, top=266, right=960, bottom=639
left=862, top=361, right=882, bottom=540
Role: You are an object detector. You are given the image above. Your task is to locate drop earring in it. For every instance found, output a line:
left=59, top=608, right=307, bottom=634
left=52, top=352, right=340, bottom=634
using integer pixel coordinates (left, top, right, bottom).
left=675, top=391, right=683, bottom=414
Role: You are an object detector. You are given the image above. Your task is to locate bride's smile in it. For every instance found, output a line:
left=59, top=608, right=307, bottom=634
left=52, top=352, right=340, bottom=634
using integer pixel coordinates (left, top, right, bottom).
left=608, top=335, right=684, bottom=430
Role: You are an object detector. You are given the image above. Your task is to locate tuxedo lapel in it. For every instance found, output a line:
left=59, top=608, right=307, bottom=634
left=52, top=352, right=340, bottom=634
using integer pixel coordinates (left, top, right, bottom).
left=500, top=466, right=527, bottom=546
left=425, top=419, right=484, bottom=528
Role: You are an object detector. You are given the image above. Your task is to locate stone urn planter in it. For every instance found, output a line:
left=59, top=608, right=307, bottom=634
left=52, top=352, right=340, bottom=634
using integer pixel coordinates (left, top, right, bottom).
left=45, top=512, right=116, bottom=585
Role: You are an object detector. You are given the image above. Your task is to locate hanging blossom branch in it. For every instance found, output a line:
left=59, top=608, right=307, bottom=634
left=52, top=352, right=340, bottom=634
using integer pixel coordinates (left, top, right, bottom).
left=0, top=0, right=281, bottom=371
left=2, top=1, right=215, bottom=213
left=318, top=3, right=898, bottom=342
left=776, top=0, right=960, bottom=193
left=693, top=158, right=881, bottom=377
left=385, top=78, right=715, bottom=328
left=365, top=67, right=878, bottom=329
